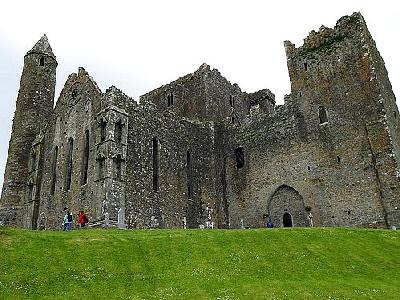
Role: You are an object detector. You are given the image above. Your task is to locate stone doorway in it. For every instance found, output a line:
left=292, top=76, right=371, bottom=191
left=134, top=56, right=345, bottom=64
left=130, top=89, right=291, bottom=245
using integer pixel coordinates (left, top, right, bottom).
left=268, top=185, right=308, bottom=227
left=283, top=212, right=293, bottom=227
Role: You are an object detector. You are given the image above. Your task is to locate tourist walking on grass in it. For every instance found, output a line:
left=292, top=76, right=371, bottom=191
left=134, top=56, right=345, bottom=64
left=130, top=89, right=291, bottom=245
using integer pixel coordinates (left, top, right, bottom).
left=63, top=212, right=68, bottom=231
left=67, top=210, right=73, bottom=230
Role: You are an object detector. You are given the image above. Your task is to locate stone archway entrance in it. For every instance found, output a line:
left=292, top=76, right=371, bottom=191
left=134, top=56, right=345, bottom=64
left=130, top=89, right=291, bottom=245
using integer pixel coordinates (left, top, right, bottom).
left=268, top=185, right=308, bottom=227
left=283, top=212, right=293, bottom=227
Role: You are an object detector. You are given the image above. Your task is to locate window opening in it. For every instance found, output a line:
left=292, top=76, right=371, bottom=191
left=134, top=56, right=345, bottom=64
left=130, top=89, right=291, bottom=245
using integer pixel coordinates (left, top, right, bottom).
left=65, top=138, right=74, bottom=191
left=100, top=119, right=107, bottom=142
left=234, top=147, right=244, bottom=169
left=50, top=146, right=58, bottom=195
left=304, top=62, right=308, bottom=71
left=39, top=56, right=45, bottom=66
left=337, top=156, right=341, bottom=163
left=167, top=93, right=174, bottom=107
left=187, top=150, right=193, bottom=199
left=81, top=130, right=90, bottom=185
left=152, top=138, right=160, bottom=192
left=114, top=120, right=123, bottom=144
left=319, top=106, right=328, bottom=124
left=229, top=95, right=235, bottom=107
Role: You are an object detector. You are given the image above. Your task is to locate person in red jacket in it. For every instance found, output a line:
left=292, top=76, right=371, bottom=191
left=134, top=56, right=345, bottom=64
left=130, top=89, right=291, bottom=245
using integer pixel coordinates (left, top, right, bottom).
left=78, top=211, right=87, bottom=228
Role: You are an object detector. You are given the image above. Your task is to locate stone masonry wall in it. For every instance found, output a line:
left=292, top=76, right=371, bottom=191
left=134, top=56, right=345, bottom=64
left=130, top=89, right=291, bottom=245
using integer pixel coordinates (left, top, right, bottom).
left=1, top=13, right=399, bottom=230
left=225, top=13, right=393, bottom=229
left=140, top=63, right=250, bottom=125
left=35, top=68, right=103, bottom=229
left=0, top=36, right=57, bottom=227
left=125, top=99, right=218, bottom=228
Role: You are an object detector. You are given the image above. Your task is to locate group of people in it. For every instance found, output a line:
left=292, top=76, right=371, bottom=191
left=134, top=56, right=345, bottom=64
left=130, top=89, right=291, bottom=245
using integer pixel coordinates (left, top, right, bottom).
left=63, top=209, right=88, bottom=231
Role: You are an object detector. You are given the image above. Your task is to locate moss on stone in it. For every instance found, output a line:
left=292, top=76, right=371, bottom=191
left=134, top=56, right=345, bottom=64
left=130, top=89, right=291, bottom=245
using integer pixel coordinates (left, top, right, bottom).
left=298, top=34, right=348, bottom=58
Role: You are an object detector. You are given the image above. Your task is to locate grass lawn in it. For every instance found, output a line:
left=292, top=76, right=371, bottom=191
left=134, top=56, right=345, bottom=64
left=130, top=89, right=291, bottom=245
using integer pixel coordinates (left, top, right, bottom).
left=0, top=227, right=399, bottom=299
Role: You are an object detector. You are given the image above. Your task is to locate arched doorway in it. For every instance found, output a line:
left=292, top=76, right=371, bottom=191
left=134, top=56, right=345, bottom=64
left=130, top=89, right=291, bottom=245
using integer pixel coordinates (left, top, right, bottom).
left=268, top=185, right=308, bottom=227
left=283, top=213, right=292, bottom=227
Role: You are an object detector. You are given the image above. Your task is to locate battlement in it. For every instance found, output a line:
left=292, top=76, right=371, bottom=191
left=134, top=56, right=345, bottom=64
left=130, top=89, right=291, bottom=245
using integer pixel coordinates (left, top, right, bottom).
left=284, top=12, right=366, bottom=60
left=102, top=86, right=135, bottom=112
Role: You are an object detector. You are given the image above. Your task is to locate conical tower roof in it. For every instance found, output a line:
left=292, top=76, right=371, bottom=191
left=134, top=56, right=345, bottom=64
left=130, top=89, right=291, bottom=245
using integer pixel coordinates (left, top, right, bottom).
left=26, top=34, right=56, bottom=59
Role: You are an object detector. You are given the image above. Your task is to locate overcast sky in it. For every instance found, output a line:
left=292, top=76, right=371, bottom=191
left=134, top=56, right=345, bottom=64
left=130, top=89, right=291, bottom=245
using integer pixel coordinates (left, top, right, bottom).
left=0, top=0, right=399, bottom=188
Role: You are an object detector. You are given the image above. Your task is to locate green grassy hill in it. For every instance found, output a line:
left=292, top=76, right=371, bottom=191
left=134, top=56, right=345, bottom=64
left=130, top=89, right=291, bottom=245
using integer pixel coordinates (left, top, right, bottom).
left=0, top=227, right=399, bottom=299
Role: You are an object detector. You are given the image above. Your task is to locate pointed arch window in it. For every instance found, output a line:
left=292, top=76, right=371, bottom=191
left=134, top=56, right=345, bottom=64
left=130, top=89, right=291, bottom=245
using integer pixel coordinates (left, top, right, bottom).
left=39, top=56, right=45, bottom=66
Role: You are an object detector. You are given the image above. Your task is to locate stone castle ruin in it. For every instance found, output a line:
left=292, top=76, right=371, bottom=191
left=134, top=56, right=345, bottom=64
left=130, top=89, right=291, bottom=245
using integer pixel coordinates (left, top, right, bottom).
left=1, top=12, right=399, bottom=229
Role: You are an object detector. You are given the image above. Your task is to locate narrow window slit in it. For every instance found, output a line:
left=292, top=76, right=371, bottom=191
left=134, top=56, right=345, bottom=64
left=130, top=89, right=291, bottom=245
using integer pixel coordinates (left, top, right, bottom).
left=152, top=138, right=160, bottom=192
left=50, top=146, right=58, bottom=195
left=319, top=106, right=328, bottom=124
left=81, top=130, right=90, bottom=186
left=100, top=119, right=107, bottom=142
left=167, top=93, right=174, bottom=107
left=114, top=120, right=123, bottom=144
left=187, top=150, right=193, bottom=199
left=65, top=137, right=74, bottom=191
left=234, top=147, right=244, bottom=169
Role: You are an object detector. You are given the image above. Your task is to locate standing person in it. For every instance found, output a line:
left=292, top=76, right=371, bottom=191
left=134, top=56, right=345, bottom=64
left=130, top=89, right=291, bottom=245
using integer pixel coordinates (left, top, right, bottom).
left=308, top=212, right=314, bottom=227
left=267, top=218, right=274, bottom=228
left=63, top=211, right=68, bottom=231
left=67, top=210, right=73, bottom=231
left=78, top=211, right=85, bottom=228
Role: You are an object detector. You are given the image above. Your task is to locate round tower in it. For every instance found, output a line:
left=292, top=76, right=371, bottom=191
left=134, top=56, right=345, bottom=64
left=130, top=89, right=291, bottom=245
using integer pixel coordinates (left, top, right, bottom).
left=0, top=35, right=57, bottom=226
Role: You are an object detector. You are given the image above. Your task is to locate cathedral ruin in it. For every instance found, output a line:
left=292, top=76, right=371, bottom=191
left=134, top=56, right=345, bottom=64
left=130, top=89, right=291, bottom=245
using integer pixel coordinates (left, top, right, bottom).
left=1, top=12, right=399, bottom=229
